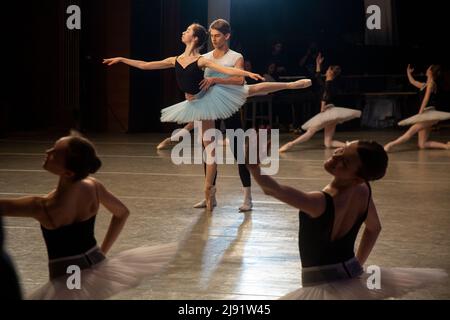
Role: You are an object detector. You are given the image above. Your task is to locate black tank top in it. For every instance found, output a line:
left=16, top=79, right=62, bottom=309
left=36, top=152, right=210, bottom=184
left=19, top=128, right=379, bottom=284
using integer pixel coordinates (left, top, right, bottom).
left=298, top=183, right=371, bottom=268
left=420, top=84, right=443, bottom=111
left=175, top=57, right=204, bottom=95
left=41, top=215, right=97, bottom=260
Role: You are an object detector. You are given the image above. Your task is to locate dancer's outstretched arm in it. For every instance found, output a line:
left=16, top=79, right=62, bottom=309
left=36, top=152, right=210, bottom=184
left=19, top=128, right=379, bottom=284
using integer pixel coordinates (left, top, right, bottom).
left=356, top=197, right=382, bottom=265
left=0, top=197, right=44, bottom=220
left=103, top=56, right=176, bottom=70
left=198, top=57, right=264, bottom=81
left=93, top=179, right=130, bottom=254
left=406, top=64, right=425, bottom=89
left=247, top=164, right=325, bottom=217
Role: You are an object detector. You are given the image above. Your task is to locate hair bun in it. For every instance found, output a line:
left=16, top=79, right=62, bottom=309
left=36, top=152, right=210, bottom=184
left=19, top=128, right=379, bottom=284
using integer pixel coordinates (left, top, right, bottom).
left=89, top=157, right=102, bottom=174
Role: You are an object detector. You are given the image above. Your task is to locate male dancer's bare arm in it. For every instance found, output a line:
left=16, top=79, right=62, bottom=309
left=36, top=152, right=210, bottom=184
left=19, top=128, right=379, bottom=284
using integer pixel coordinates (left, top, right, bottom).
left=198, top=57, right=264, bottom=81
left=200, top=57, right=245, bottom=90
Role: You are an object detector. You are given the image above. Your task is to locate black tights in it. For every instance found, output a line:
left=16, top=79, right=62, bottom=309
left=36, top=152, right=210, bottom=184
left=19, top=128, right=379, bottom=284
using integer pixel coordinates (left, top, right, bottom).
left=202, top=112, right=251, bottom=188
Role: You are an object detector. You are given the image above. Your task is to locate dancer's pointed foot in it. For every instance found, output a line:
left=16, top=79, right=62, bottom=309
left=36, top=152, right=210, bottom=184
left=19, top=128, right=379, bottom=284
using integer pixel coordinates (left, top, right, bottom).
left=287, top=79, right=312, bottom=90
left=193, top=196, right=217, bottom=209
left=157, top=138, right=173, bottom=150
left=384, top=143, right=393, bottom=153
left=279, top=142, right=294, bottom=153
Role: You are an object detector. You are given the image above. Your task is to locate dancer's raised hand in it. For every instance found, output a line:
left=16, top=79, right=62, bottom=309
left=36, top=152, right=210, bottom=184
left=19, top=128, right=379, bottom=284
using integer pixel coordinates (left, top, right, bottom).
left=247, top=72, right=265, bottom=82
left=316, top=52, right=324, bottom=66
left=406, top=64, right=414, bottom=75
left=103, top=58, right=122, bottom=66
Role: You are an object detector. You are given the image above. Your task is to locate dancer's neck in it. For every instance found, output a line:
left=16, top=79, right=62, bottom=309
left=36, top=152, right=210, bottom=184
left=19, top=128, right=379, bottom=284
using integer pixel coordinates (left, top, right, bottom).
left=327, top=178, right=360, bottom=195
left=212, top=45, right=229, bottom=59
left=53, top=177, right=75, bottom=200
left=183, top=43, right=200, bottom=57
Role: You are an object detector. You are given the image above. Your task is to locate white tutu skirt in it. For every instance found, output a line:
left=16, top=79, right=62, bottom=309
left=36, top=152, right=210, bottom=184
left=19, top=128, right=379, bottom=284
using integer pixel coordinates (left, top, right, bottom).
left=28, top=243, right=178, bottom=300
left=398, top=107, right=450, bottom=126
left=281, top=267, right=447, bottom=300
left=160, top=84, right=249, bottom=124
left=301, top=105, right=362, bottom=131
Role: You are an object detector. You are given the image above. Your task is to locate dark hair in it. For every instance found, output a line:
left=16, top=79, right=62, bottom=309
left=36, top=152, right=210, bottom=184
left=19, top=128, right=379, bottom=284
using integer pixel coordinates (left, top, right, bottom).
left=191, top=23, right=208, bottom=50
left=330, top=65, right=342, bottom=78
left=429, top=64, right=442, bottom=82
left=65, top=131, right=102, bottom=181
left=356, top=141, right=388, bottom=181
left=429, top=64, right=443, bottom=92
left=209, top=19, right=231, bottom=35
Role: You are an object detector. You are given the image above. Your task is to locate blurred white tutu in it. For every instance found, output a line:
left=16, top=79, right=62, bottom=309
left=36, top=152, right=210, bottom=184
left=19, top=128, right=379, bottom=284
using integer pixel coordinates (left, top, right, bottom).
left=398, top=107, right=450, bottom=126
left=160, top=84, right=249, bottom=124
left=281, top=265, right=447, bottom=300
left=302, top=105, right=362, bottom=131
left=29, top=243, right=178, bottom=300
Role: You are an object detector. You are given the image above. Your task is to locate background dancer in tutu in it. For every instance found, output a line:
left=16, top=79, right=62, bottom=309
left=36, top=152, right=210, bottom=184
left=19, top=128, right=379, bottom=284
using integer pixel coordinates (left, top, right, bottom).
left=247, top=140, right=447, bottom=299
left=279, top=53, right=361, bottom=152
left=0, top=132, right=177, bottom=299
left=104, top=23, right=311, bottom=211
left=384, top=64, right=450, bottom=152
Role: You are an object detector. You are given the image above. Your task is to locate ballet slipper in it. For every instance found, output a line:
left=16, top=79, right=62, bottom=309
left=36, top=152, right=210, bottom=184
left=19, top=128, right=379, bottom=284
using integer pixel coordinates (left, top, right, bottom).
left=239, top=187, right=253, bottom=212
left=279, top=142, right=294, bottom=153
left=157, top=138, right=173, bottom=150
left=287, top=79, right=312, bottom=90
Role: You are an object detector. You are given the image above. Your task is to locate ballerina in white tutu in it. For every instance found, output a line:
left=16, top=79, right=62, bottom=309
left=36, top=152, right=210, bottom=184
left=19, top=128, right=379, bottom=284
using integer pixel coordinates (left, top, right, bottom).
left=279, top=53, right=361, bottom=152
left=384, top=64, right=450, bottom=152
left=0, top=132, right=177, bottom=299
left=104, top=23, right=311, bottom=211
left=248, top=140, right=446, bottom=299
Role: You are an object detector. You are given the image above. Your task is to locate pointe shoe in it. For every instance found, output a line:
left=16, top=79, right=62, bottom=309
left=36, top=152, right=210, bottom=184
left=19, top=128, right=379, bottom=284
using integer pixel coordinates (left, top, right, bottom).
left=205, top=186, right=217, bottom=211
left=193, top=197, right=217, bottom=209
left=279, top=142, right=294, bottom=153
left=239, top=187, right=253, bottom=212
left=157, top=138, right=173, bottom=150
left=287, top=79, right=312, bottom=90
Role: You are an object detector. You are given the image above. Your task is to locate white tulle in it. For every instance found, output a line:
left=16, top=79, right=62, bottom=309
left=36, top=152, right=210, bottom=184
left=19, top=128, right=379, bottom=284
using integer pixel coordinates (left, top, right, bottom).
left=398, top=107, right=450, bottom=126
left=28, top=243, right=178, bottom=300
left=280, top=267, right=447, bottom=300
left=160, top=84, right=249, bottom=124
left=301, top=105, right=362, bottom=131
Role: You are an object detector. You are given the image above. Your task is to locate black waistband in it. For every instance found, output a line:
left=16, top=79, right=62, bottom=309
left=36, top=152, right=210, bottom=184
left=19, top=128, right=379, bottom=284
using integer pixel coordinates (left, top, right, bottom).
left=48, top=246, right=105, bottom=280
left=301, top=257, right=364, bottom=287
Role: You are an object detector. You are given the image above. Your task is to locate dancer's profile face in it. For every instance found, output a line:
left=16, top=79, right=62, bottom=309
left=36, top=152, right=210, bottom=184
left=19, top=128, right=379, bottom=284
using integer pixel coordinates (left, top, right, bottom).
left=210, top=28, right=229, bottom=49
left=324, top=141, right=363, bottom=180
left=43, top=137, right=73, bottom=178
left=426, top=66, right=432, bottom=78
left=181, top=25, right=196, bottom=45
left=326, top=67, right=333, bottom=79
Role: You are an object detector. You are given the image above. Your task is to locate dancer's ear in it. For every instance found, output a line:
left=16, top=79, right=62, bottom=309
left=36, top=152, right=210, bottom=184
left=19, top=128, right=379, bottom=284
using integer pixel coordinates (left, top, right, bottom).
left=63, top=169, right=75, bottom=179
